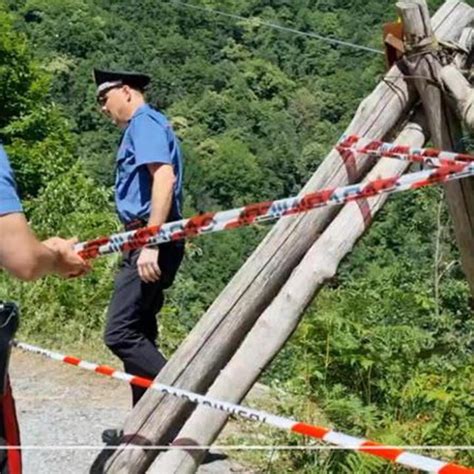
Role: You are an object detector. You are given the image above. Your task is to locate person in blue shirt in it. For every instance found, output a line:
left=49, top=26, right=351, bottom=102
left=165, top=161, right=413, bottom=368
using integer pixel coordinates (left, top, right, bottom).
left=94, top=69, right=184, bottom=407
left=0, top=144, right=89, bottom=473
left=0, top=145, right=88, bottom=280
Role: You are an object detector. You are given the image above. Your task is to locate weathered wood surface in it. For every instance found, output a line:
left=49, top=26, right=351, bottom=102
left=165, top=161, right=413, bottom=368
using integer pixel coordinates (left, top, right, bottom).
left=149, top=115, right=429, bottom=473
left=444, top=27, right=474, bottom=128
left=452, top=28, right=474, bottom=71
left=441, top=64, right=474, bottom=128
left=398, top=0, right=474, bottom=296
left=91, top=2, right=474, bottom=473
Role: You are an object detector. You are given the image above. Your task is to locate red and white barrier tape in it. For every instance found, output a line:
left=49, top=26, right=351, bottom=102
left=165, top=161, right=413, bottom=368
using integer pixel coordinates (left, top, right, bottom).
left=337, top=135, right=474, bottom=167
left=75, top=154, right=474, bottom=260
left=12, top=341, right=473, bottom=473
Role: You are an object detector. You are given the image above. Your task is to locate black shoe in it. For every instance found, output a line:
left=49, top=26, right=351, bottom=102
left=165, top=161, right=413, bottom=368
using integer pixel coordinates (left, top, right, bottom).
left=101, top=428, right=124, bottom=445
left=202, top=450, right=228, bottom=464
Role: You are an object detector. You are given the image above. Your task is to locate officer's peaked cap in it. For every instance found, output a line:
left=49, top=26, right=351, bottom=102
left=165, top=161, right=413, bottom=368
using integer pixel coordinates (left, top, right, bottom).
left=94, top=69, right=151, bottom=96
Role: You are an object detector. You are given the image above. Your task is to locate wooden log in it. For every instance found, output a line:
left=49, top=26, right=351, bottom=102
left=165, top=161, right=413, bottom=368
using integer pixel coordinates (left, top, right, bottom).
left=93, top=2, right=474, bottom=473
left=442, top=24, right=474, bottom=129
left=398, top=0, right=474, bottom=296
left=459, top=28, right=474, bottom=50
left=425, top=1, right=474, bottom=43
left=453, top=28, right=474, bottom=70
left=441, top=64, right=474, bottom=128
left=149, top=114, right=429, bottom=474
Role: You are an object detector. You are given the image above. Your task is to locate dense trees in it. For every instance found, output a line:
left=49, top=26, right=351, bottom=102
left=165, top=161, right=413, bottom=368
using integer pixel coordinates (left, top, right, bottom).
left=0, top=0, right=472, bottom=471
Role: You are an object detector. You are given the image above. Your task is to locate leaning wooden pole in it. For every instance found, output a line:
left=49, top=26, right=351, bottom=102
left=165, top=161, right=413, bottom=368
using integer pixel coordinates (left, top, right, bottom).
left=452, top=27, right=473, bottom=70
left=398, top=0, right=474, bottom=296
left=441, top=27, right=473, bottom=129
left=441, top=61, right=474, bottom=129
left=92, top=2, right=474, bottom=473
left=149, top=114, right=429, bottom=473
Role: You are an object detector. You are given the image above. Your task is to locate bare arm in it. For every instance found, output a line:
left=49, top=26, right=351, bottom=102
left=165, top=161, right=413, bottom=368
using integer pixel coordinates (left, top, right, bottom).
left=0, top=213, right=89, bottom=281
left=0, top=213, right=59, bottom=281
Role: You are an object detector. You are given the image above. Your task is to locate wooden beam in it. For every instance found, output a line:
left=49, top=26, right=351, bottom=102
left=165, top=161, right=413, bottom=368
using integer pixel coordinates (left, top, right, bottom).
left=92, top=2, right=474, bottom=472
left=398, top=0, right=474, bottom=296
left=452, top=28, right=474, bottom=70
left=441, top=27, right=474, bottom=129
left=148, top=114, right=429, bottom=473
left=441, top=63, right=474, bottom=129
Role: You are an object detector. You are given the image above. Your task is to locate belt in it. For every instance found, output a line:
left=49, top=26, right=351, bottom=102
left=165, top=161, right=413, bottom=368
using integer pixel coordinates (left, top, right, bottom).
left=124, top=219, right=147, bottom=231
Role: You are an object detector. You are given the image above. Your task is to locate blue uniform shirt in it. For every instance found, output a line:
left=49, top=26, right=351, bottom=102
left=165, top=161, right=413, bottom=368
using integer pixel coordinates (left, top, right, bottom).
left=0, top=145, right=22, bottom=216
left=115, top=104, right=183, bottom=224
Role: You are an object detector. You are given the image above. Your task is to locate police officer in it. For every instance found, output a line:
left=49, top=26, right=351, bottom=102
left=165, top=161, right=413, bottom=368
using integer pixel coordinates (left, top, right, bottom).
left=0, top=145, right=88, bottom=280
left=0, top=144, right=89, bottom=473
left=94, top=69, right=184, bottom=406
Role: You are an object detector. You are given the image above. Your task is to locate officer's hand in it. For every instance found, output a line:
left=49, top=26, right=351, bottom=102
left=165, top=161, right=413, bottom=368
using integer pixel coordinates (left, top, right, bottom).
left=137, top=247, right=161, bottom=283
left=42, top=237, right=90, bottom=278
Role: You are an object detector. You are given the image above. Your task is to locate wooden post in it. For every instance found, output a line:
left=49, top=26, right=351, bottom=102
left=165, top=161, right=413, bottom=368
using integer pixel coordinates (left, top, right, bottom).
left=442, top=27, right=473, bottom=129
left=441, top=63, right=474, bottom=129
left=92, top=2, right=474, bottom=472
left=398, top=0, right=474, bottom=296
left=452, top=28, right=474, bottom=70
left=149, top=114, right=429, bottom=473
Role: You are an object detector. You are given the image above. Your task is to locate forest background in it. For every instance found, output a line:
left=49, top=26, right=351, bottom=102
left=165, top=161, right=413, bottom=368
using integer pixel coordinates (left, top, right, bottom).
left=0, top=0, right=472, bottom=472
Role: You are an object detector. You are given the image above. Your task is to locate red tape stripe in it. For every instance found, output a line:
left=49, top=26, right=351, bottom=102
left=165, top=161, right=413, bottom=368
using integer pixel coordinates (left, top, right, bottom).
left=356, top=199, right=372, bottom=227
left=359, top=441, right=404, bottom=461
left=130, top=376, right=153, bottom=389
left=439, top=464, right=474, bottom=474
left=291, top=422, right=329, bottom=439
left=64, top=356, right=81, bottom=365
left=95, top=365, right=116, bottom=377
left=338, top=147, right=358, bottom=182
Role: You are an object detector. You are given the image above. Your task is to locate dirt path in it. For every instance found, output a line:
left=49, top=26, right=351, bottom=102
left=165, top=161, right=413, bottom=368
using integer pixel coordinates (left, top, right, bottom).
left=10, top=349, right=254, bottom=474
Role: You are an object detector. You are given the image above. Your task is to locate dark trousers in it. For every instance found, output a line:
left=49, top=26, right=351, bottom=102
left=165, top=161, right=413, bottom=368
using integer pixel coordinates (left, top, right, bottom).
left=104, top=242, right=184, bottom=405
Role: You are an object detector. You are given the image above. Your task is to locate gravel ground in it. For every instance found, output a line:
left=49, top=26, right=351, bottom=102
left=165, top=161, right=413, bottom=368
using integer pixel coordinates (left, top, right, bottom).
left=9, top=349, right=253, bottom=474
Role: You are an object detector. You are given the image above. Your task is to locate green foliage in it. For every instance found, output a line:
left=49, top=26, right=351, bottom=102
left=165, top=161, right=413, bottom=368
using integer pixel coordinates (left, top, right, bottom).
left=266, top=190, right=473, bottom=470
left=4, top=106, right=76, bottom=198
left=0, top=9, right=38, bottom=127
left=0, top=6, right=77, bottom=198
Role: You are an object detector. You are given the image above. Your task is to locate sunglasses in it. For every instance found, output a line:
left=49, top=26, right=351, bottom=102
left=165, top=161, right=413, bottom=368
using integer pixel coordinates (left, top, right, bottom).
left=97, top=85, right=122, bottom=106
